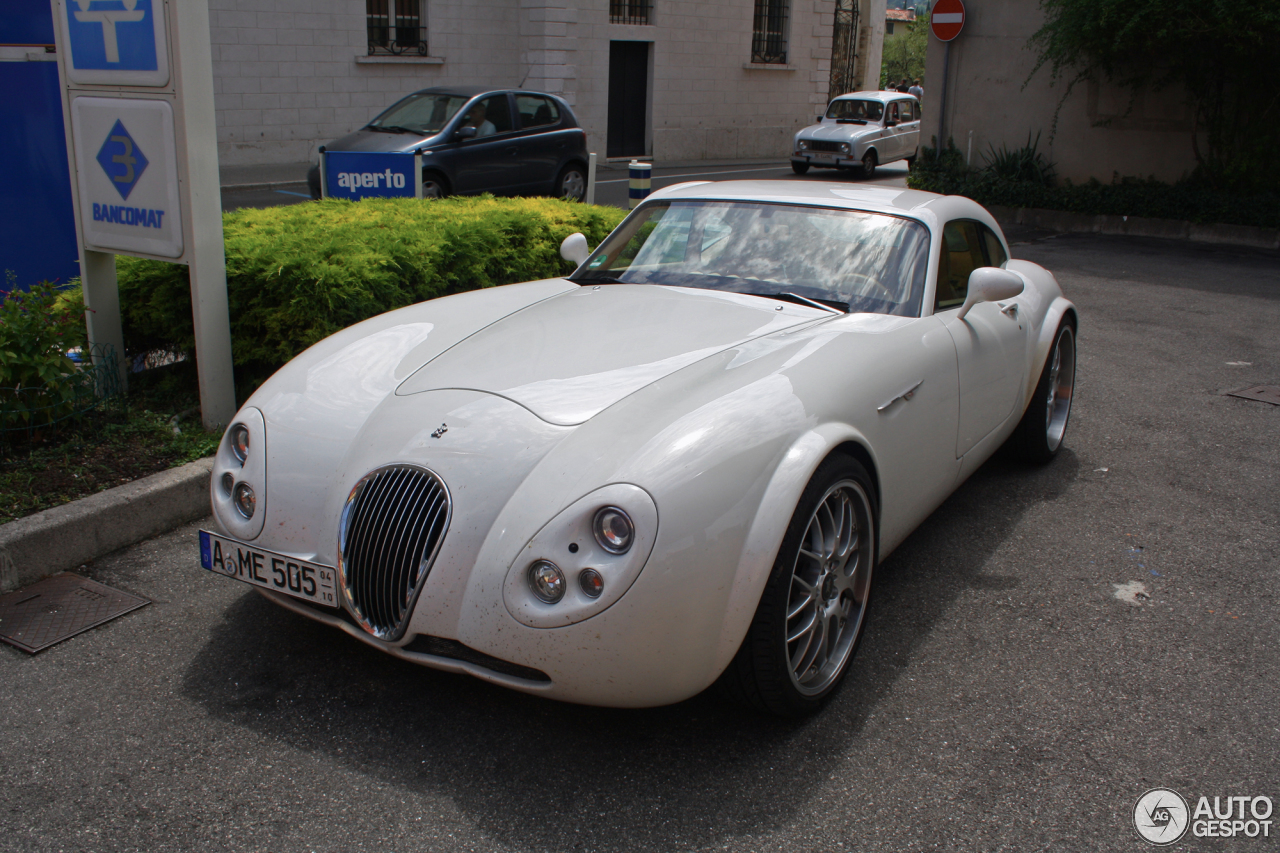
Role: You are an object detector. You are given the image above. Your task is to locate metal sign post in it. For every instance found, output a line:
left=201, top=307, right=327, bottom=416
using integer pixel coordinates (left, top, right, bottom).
left=51, top=0, right=236, bottom=430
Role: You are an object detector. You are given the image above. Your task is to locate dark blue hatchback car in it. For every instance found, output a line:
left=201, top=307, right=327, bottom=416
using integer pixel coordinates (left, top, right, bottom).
left=307, top=85, right=589, bottom=201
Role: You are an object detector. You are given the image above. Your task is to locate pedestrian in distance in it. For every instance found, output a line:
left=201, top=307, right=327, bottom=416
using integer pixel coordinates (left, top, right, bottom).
left=909, top=79, right=923, bottom=100
left=897, top=77, right=911, bottom=93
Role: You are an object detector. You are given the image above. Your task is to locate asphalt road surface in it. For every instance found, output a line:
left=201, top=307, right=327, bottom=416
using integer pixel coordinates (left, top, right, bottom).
left=2, top=229, right=1277, bottom=852
left=217, top=161, right=912, bottom=211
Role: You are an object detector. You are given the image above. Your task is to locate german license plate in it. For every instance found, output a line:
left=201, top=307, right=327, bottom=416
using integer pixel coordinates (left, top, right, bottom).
left=199, top=530, right=338, bottom=608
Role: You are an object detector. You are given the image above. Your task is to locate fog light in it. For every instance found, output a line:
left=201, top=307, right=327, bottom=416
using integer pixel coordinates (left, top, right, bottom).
left=593, top=506, right=634, bottom=554
left=579, top=569, right=604, bottom=598
left=230, top=423, right=250, bottom=464
left=221, top=472, right=234, bottom=495
left=528, top=560, right=565, bottom=603
left=233, top=482, right=256, bottom=519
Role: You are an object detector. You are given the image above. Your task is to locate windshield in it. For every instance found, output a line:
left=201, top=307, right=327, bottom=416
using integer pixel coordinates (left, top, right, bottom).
left=571, top=201, right=930, bottom=317
left=367, top=93, right=471, bottom=134
left=826, top=99, right=884, bottom=122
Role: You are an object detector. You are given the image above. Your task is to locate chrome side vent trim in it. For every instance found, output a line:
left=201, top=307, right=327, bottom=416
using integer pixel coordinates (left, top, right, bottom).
left=338, top=464, right=451, bottom=641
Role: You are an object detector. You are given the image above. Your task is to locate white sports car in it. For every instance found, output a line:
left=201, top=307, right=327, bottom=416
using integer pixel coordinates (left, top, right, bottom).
left=199, top=182, right=1076, bottom=715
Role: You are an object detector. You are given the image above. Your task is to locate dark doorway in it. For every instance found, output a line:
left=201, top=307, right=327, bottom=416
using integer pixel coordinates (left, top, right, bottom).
left=607, top=41, right=649, bottom=158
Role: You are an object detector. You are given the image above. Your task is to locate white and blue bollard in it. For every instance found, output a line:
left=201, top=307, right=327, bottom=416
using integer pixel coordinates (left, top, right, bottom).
left=628, top=161, right=651, bottom=209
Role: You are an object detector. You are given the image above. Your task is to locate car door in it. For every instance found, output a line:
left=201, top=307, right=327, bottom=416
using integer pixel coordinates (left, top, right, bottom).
left=441, top=94, right=520, bottom=195
left=901, top=99, right=921, bottom=158
left=510, top=93, right=568, bottom=193
left=936, top=219, right=1027, bottom=457
left=882, top=102, right=905, bottom=161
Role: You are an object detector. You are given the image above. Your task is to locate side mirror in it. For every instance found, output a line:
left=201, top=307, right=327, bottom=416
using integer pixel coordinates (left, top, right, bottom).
left=816, top=114, right=824, bottom=122
left=956, top=267, right=1024, bottom=320
left=560, top=232, right=590, bottom=266
left=454, top=126, right=477, bottom=140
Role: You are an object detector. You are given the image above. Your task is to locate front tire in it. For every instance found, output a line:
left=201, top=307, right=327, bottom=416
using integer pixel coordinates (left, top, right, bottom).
left=556, top=164, right=587, bottom=202
left=421, top=171, right=449, bottom=199
left=1010, top=318, right=1077, bottom=463
left=722, top=454, right=877, bottom=716
left=860, top=150, right=877, bottom=179
left=791, top=160, right=811, bottom=175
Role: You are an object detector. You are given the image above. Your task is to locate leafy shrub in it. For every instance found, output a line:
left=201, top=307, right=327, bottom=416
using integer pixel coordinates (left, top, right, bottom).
left=118, top=196, right=627, bottom=377
left=983, top=133, right=1056, bottom=186
left=0, top=279, right=94, bottom=433
left=909, top=138, right=1280, bottom=229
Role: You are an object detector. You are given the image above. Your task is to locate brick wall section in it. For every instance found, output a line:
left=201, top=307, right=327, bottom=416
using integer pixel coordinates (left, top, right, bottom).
left=210, top=0, right=848, bottom=167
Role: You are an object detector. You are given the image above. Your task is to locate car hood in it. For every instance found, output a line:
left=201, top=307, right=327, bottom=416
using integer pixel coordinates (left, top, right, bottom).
left=396, top=284, right=824, bottom=425
left=324, top=127, right=446, bottom=153
left=796, top=123, right=881, bottom=141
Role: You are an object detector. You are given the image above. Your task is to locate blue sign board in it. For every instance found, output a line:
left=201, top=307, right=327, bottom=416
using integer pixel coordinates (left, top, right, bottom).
left=65, top=0, right=159, bottom=71
left=323, top=151, right=419, bottom=201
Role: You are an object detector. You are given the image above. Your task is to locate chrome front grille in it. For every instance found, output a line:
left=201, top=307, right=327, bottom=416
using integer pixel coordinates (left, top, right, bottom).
left=338, top=464, right=450, bottom=640
left=807, top=140, right=843, bottom=153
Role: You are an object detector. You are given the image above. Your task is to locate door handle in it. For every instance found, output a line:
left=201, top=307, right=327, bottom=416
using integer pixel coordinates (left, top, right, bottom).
left=877, top=380, right=923, bottom=412
left=999, top=302, right=1018, bottom=318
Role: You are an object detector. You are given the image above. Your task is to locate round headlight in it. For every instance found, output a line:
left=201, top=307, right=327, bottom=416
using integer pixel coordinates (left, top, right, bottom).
left=593, top=507, right=634, bottom=554
left=579, top=568, right=604, bottom=598
left=528, top=560, right=565, bottom=603
left=798, top=139, right=809, bottom=150
left=230, top=423, right=250, bottom=464
left=233, top=483, right=256, bottom=519
left=840, top=142, right=851, bottom=154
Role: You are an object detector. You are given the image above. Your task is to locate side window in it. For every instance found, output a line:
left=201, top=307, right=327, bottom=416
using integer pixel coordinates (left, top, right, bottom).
left=516, top=95, right=560, bottom=130
left=460, top=96, right=513, bottom=137
left=979, top=224, right=1008, bottom=268
left=910, top=101, right=921, bottom=121
left=888, top=102, right=900, bottom=123
left=934, top=220, right=986, bottom=310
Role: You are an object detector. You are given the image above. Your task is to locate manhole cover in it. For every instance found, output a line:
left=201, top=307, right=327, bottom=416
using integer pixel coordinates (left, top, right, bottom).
left=1226, top=385, right=1280, bottom=406
left=0, top=573, right=149, bottom=653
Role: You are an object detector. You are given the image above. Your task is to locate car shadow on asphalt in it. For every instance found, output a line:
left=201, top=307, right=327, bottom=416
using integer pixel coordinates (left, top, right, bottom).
left=180, top=447, right=1079, bottom=851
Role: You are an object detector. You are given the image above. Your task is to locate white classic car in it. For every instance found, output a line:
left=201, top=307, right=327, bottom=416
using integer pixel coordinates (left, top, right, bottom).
left=199, top=182, right=1076, bottom=716
left=792, top=90, right=921, bottom=178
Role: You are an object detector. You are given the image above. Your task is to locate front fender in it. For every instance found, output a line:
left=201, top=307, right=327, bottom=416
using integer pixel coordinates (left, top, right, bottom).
left=710, top=422, right=875, bottom=679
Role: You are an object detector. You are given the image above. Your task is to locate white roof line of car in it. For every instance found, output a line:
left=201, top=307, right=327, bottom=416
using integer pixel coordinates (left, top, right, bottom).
left=645, top=179, right=957, bottom=223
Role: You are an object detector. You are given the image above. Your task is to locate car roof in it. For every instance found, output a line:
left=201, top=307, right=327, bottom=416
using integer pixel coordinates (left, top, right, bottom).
left=644, top=180, right=997, bottom=234
left=408, top=85, right=567, bottom=101
left=828, top=90, right=918, bottom=103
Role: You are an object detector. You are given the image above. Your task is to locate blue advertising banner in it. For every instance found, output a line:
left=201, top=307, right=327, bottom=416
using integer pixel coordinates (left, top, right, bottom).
left=323, top=151, right=419, bottom=201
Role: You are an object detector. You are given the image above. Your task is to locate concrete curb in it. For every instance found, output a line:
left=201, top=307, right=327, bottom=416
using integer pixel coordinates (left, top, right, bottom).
left=0, top=458, right=212, bottom=593
left=221, top=179, right=310, bottom=193
left=988, top=205, right=1280, bottom=251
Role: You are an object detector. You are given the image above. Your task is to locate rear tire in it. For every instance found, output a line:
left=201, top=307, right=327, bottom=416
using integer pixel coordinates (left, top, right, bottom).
left=421, top=171, right=449, bottom=199
left=555, top=164, right=587, bottom=202
left=721, top=453, right=877, bottom=716
left=791, top=160, right=811, bottom=175
left=1010, top=318, right=1077, bottom=463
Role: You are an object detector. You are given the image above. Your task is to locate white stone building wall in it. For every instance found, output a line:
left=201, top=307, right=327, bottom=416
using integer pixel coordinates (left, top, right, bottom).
left=210, top=0, right=873, bottom=167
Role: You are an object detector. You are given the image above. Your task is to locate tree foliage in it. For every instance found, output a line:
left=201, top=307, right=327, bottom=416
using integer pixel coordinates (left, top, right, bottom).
left=880, top=19, right=928, bottom=90
left=1028, top=0, right=1280, bottom=191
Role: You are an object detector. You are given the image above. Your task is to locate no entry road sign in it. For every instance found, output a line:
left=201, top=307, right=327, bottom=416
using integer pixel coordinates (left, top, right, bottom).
left=931, top=0, right=965, bottom=41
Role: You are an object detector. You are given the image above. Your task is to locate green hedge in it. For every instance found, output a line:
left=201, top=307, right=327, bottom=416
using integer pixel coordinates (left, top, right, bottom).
left=907, top=140, right=1280, bottom=229
left=119, top=196, right=626, bottom=376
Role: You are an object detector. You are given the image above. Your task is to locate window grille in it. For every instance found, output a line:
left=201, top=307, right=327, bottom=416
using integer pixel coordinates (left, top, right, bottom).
left=610, top=0, right=651, bottom=25
left=751, top=0, right=789, bottom=64
left=367, top=0, right=428, bottom=55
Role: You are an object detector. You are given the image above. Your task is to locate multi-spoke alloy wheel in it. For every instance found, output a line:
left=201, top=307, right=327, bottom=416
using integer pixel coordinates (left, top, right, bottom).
left=785, top=479, right=874, bottom=696
left=1011, top=316, right=1077, bottom=463
left=722, top=454, right=877, bottom=715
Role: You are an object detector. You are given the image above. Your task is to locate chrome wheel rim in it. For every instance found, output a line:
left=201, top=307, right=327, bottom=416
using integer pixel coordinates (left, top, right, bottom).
left=422, top=180, right=444, bottom=199
left=1045, top=326, right=1075, bottom=451
left=863, top=153, right=875, bottom=177
left=560, top=170, right=586, bottom=200
left=785, top=479, right=874, bottom=696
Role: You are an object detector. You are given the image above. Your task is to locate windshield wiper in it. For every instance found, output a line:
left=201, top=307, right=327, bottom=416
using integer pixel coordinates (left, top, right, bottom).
left=570, top=273, right=625, bottom=284
left=775, top=292, right=846, bottom=314
left=366, top=124, right=419, bottom=134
